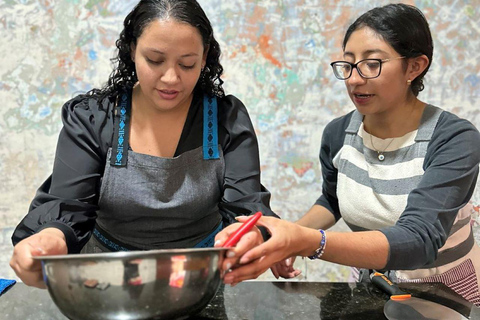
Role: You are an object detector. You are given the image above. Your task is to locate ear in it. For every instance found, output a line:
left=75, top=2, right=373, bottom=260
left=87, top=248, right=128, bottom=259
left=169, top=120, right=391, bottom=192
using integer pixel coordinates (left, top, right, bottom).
left=130, top=43, right=136, bottom=63
left=407, top=54, right=429, bottom=82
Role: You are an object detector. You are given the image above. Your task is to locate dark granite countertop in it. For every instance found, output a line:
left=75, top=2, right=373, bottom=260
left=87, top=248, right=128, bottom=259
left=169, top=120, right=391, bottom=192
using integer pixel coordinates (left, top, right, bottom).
left=1, top=281, right=478, bottom=319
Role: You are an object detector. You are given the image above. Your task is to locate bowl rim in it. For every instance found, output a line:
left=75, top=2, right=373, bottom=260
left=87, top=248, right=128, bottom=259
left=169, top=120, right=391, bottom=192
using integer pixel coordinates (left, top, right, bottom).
left=33, top=247, right=230, bottom=261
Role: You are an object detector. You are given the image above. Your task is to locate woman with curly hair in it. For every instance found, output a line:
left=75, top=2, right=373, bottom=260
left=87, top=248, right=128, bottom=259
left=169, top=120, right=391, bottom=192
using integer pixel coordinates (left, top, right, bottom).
left=10, top=0, right=276, bottom=288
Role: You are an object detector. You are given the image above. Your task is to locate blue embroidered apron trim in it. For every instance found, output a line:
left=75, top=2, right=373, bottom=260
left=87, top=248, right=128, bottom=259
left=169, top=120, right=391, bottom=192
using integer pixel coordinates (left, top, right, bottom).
left=93, top=227, right=133, bottom=252
left=203, top=95, right=220, bottom=160
left=111, top=92, right=218, bottom=165
left=194, top=222, right=223, bottom=248
left=111, top=91, right=131, bottom=167
left=93, top=221, right=223, bottom=251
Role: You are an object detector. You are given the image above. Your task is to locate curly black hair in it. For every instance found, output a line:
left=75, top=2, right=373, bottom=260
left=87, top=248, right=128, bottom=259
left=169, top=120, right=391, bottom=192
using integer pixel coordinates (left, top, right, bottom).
left=343, top=4, right=433, bottom=96
left=89, top=0, right=224, bottom=102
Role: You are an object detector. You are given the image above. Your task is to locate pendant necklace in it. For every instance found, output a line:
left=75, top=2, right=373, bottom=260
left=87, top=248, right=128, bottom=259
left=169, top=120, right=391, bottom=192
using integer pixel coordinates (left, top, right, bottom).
left=370, top=133, right=394, bottom=161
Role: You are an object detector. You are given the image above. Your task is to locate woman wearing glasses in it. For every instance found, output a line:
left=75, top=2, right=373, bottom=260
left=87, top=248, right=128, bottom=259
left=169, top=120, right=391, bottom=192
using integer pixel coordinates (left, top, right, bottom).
left=215, top=3, right=480, bottom=303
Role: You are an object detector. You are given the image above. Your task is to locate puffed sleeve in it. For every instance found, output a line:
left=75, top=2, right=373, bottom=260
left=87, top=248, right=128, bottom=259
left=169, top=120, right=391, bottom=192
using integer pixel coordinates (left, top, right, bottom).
left=380, top=114, right=480, bottom=270
left=11, top=95, right=114, bottom=253
left=217, top=95, right=279, bottom=227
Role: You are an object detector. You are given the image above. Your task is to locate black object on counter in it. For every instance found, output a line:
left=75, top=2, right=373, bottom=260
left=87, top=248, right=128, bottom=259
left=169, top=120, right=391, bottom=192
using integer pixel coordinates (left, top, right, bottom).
left=370, top=271, right=411, bottom=301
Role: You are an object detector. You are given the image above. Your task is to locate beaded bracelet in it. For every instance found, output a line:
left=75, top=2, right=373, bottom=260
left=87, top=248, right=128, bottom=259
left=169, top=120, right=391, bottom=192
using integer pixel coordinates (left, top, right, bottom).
left=308, top=229, right=327, bottom=260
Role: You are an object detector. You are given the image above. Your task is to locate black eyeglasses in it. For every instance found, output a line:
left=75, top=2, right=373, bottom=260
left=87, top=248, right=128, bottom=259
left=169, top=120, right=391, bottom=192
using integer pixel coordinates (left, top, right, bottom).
left=330, top=57, right=405, bottom=80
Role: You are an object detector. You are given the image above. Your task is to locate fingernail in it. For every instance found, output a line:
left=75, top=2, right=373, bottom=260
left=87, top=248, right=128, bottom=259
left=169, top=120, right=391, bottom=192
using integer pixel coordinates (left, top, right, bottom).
left=239, top=257, right=249, bottom=264
left=286, top=258, right=291, bottom=267
left=225, top=262, right=231, bottom=270
left=214, top=240, right=221, bottom=246
left=227, top=251, right=235, bottom=258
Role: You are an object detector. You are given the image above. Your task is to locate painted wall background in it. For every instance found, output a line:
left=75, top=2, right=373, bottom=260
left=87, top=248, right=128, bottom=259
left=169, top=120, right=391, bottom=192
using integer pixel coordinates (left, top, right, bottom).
left=1, top=0, right=479, bottom=282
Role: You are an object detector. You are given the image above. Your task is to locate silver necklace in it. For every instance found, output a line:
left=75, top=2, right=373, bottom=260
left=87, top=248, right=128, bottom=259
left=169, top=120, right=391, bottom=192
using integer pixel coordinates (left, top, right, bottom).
left=370, top=133, right=394, bottom=161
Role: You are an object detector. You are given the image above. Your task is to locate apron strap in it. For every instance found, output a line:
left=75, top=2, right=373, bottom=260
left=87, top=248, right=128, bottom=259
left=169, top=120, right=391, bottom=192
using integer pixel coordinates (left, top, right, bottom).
left=112, top=92, right=218, bottom=165
left=111, top=91, right=131, bottom=167
left=92, top=221, right=224, bottom=251
left=414, top=104, right=443, bottom=142
left=203, top=95, right=220, bottom=160
left=194, top=222, right=223, bottom=248
left=92, top=226, right=133, bottom=251
left=345, top=110, right=364, bottom=134
left=342, top=110, right=364, bottom=149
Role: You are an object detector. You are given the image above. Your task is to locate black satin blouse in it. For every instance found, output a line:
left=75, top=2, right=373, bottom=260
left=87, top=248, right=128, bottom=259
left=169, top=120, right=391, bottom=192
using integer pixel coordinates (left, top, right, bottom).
left=12, top=89, right=277, bottom=252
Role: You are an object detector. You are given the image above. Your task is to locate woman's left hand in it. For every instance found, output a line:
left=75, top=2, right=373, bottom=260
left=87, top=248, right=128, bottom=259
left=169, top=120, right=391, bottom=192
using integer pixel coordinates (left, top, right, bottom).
left=270, top=256, right=301, bottom=279
left=214, top=220, right=264, bottom=276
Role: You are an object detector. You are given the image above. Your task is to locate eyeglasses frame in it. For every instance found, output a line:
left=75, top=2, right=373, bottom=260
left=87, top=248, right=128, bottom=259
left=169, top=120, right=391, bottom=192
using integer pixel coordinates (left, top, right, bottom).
left=330, top=56, right=406, bottom=80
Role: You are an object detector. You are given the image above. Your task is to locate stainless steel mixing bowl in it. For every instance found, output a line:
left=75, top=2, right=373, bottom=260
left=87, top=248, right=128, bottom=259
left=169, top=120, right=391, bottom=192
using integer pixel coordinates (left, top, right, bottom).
left=34, top=248, right=228, bottom=320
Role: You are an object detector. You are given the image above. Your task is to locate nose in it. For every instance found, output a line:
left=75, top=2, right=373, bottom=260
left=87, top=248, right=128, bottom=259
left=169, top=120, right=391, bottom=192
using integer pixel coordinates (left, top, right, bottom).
left=347, top=67, right=366, bottom=86
left=161, top=66, right=180, bottom=84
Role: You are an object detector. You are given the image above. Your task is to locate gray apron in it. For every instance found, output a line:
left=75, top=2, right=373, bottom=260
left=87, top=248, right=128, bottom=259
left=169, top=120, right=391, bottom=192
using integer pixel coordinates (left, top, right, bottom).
left=82, top=92, right=224, bottom=253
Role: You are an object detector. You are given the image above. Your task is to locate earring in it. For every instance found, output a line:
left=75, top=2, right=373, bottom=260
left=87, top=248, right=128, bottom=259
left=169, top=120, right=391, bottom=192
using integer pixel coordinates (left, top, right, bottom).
left=407, top=79, right=412, bottom=85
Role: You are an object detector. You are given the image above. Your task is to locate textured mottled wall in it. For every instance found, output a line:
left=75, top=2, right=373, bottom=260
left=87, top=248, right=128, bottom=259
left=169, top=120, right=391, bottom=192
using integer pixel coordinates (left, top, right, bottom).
left=1, top=0, right=479, bottom=281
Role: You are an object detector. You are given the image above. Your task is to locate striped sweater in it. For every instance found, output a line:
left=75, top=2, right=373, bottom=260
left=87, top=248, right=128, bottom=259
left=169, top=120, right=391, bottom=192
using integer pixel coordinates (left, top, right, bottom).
left=316, top=105, right=480, bottom=272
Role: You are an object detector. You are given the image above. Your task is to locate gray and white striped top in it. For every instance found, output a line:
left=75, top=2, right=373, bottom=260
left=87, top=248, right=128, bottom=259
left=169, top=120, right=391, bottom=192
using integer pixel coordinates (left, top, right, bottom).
left=316, top=105, right=480, bottom=271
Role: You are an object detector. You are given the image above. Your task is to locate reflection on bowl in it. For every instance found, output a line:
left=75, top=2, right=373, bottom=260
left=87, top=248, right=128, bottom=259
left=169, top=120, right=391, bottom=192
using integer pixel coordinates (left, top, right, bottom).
left=34, top=248, right=228, bottom=320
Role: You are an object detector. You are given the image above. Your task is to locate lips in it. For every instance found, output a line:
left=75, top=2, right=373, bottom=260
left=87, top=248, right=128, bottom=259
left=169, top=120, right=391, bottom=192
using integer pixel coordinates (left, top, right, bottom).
left=352, top=92, right=375, bottom=105
left=157, top=89, right=179, bottom=100
left=159, top=89, right=178, bottom=94
left=353, top=93, right=374, bottom=98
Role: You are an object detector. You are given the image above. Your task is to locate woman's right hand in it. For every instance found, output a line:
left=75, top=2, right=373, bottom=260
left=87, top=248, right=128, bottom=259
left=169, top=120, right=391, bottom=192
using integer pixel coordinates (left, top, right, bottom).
left=10, top=228, right=68, bottom=288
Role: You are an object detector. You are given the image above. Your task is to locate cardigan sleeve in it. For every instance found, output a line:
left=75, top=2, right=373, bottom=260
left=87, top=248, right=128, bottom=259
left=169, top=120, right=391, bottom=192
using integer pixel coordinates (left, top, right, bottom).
left=11, top=95, right=113, bottom=253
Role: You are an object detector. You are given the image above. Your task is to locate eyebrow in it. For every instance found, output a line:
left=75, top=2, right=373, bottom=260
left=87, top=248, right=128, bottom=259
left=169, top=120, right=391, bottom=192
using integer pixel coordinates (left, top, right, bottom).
left=343, top=49, right=388, bottom=58
left=145, top=48, right=199, bottom=58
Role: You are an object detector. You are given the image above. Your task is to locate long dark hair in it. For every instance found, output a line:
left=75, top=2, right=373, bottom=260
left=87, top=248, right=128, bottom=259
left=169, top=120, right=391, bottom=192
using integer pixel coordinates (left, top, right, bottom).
left=90, top=0, right=224, bottom=102
left=342, top=3, right=433, bottom=96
